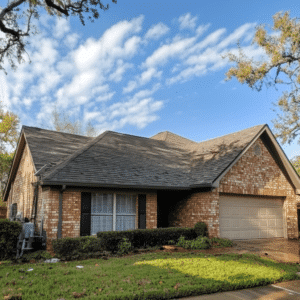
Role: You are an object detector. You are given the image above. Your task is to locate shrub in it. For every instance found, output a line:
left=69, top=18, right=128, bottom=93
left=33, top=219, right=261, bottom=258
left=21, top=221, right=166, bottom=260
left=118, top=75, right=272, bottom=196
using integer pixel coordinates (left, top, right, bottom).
left=20, top=250, right=52, bottom=262
left=97, top=227, right=197, bottom=251
left=177, top=236, right=211, bottom=250
left=52, top=236, right=104, bottom=260
left=194, top=222, right=208, bottom=237
left=210, top=237, right=234, bottom=248
left=0, top=219, right=22, bottom=260
left=117, top=238, right=132, bottom=255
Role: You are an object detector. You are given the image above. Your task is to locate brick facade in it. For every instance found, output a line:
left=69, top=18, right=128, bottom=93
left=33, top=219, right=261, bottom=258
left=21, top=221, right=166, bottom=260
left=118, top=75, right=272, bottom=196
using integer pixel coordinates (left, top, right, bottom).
left=146, top=193, right=158, bottom=229
left=219, top=138, right=298, bottom=239
left=6, top=144, right=37, bottom=220
left=39, top=189, right=157, bottom=251
left=0, top=207, right=7, bottom=219
left=170, top=138, right=299, bottom=239
left=6, top=135, right=299, bottom=253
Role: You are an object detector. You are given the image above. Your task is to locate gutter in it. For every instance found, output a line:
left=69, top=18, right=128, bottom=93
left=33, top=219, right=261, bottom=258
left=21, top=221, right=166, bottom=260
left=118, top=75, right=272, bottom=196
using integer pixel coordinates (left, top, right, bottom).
left=57, top=185, right=66, bottom=239
left=40, top=180, right=212, bottom=191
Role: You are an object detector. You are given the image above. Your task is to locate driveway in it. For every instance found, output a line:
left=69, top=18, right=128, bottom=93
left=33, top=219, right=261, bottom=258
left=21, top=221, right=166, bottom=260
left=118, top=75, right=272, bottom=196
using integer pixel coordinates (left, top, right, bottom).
left=232, top=238, right=300, bottom=263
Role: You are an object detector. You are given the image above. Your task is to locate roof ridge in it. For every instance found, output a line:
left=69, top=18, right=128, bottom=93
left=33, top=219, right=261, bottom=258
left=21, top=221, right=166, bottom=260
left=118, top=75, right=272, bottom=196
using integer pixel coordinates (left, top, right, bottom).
left=41, top=131, right=110, bottom=181
left=22, top=125, right=90, bottom=139
left=196, top=124, right=266, bottom=145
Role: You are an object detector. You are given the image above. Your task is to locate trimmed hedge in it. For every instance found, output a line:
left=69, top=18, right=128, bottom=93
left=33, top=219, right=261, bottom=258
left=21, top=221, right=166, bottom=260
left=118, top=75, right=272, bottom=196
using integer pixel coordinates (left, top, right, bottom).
left=0, top=219, right=22, bottom=259
left=97, top=227, right=197, bottom=252
left=194, top=222, right=208, bottom=237
left=52, top=236, right=104, bottom=260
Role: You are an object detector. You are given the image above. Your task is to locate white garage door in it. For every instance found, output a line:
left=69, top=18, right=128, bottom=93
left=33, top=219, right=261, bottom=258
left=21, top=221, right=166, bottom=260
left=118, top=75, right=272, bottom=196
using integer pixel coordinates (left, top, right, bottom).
left=219, top=196, right=284, bottom=240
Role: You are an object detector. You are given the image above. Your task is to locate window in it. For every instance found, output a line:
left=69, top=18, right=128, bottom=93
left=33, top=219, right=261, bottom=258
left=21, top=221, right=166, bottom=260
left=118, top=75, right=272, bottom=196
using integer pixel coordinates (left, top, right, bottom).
left=90, top=193, right=136, bottom=235
left=11, top=203, right=17, bottom=219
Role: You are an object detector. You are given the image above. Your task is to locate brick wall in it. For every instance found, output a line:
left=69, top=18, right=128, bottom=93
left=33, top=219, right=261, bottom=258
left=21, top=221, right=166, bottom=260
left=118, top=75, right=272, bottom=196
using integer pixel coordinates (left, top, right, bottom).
left=146, top=193, right=157, bottom=229
left=42, top=189, right=157, bottom=251
left=0, top=207, right=7, bottom=219
left=170, top=138, right=299, bottom=239
left=219, top=138, right=298, bottom=239
left=169, top=189, right=219, bottom=237
left=6, top=144, right=37, bottom=220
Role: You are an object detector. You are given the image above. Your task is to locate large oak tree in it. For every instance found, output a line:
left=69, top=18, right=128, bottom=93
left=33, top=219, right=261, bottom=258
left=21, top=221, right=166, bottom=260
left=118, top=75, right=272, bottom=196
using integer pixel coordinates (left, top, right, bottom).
left=0, top=104, right=19, bottom=206
left=225, top=12, right=300, bottom=146
left=0, top=0, right=116, bottom=73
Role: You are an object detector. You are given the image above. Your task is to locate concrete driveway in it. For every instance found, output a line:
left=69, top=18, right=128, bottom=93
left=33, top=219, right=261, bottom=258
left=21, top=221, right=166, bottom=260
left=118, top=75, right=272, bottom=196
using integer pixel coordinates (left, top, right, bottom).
left=232, top=238, right=300, bottom=263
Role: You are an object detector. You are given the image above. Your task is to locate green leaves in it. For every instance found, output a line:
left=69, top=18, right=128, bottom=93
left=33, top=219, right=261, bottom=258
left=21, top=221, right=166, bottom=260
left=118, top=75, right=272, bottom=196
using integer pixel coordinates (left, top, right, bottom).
left=224, top=11, right=300, bottom=145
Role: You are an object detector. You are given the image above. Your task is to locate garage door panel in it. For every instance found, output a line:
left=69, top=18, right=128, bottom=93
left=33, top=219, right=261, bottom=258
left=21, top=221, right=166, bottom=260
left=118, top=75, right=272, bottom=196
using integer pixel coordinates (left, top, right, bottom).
left=220, top=196, right=284, bottom=240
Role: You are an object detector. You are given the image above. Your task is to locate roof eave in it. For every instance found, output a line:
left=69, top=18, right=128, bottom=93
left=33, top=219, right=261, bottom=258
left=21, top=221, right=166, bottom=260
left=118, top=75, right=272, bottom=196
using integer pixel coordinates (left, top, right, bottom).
left=40, top=180, right=213, bottom=191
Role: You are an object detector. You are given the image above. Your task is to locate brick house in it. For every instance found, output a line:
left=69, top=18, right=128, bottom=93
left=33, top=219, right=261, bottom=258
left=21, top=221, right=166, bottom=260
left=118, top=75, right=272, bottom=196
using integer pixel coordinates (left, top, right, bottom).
left=3, top=124, right=300, bottom=250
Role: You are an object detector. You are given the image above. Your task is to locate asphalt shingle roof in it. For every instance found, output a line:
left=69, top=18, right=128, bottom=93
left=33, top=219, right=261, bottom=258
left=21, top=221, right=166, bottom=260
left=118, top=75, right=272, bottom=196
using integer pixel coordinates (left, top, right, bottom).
left=23, top=124, right=265, bottom=189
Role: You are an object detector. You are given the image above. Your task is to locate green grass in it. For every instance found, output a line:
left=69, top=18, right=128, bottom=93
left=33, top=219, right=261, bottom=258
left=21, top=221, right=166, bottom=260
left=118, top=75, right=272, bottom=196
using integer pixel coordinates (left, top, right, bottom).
left=1, top=252, right=299, bottom=300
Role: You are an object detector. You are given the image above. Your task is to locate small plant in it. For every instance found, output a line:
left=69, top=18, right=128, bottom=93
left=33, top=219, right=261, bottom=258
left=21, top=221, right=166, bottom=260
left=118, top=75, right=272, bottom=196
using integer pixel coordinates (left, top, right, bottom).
left=117, top=238, right=132, bottom=255
left=210, top=237, right=234, bottom=248
left=19, top=250, right=52, bottom=262
left=168, top=240, right=175, bottom=245
left=176, top=236, right=211, bottom=250
left=194, top=222, right=208, bottom=237
left=0, top=219, right=22, bottom=260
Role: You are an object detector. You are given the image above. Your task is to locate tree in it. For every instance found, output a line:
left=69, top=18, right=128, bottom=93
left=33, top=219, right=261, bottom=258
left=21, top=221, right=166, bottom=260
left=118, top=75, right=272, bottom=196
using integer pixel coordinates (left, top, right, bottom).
left=51, top=106, right=98, bottom=137
left=291, top=156, right=300, bottom=175
left=225, top=11, right=300, bottom=145
left=0, top=104, right=19, bottom=206
left=0, top=0, right=117, bottom=73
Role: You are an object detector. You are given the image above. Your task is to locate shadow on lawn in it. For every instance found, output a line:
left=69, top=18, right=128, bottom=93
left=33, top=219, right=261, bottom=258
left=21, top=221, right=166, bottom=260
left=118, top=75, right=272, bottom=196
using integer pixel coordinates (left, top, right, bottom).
left=1, top=253, right=298, bottom=300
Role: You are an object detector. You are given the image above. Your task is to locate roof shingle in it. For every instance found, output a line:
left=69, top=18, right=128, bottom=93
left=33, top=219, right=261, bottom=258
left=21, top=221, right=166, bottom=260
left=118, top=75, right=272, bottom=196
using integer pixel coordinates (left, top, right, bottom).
left=23, top=124, right=266, bottom=189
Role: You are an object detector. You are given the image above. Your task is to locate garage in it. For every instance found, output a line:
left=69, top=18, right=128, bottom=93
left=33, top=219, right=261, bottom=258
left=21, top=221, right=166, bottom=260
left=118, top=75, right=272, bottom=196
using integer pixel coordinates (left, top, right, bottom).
left=219, top=195, right=285, bottom=240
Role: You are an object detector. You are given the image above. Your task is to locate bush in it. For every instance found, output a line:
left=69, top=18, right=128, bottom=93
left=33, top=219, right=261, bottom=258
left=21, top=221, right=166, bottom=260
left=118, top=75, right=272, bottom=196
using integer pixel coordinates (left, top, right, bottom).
left=194, top=222, right=208, bottom=237
left=20, top=250, right=52, bottom=262
left=52, top=236, right=104, bottom=260
left=117, top=238, right=132, bottom=255
left=0, top=219, right=22, bottom=260
left=177, top=236, right=211, bottom=250
left=97, top=227, right=197, bottom=251
left=210, top=237, right=234, bottom=248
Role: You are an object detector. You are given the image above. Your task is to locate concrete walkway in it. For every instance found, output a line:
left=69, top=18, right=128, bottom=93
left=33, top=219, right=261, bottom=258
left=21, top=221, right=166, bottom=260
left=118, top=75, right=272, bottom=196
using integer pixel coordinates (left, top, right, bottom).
left=179, top=280, right=300, bottom=300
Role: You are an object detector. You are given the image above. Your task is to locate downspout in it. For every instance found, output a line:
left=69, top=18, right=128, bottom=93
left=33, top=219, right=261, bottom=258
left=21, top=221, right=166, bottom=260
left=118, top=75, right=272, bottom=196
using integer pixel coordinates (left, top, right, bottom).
left=57, top=185, right=66, bottom=239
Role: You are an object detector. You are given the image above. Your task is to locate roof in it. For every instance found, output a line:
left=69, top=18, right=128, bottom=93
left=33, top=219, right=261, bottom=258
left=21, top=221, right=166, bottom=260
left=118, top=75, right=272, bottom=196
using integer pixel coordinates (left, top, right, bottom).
left=4, top=123, right=300, bottom=200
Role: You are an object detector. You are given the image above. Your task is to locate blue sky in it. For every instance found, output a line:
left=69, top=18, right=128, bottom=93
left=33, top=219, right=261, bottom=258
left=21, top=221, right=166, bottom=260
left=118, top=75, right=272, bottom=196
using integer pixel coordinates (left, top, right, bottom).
left=1, top=0, right=300, bottom=159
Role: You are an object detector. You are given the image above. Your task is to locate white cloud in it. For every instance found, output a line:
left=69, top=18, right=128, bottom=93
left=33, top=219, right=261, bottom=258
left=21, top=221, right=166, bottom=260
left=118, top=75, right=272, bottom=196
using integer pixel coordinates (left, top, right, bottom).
left=123, top=68, right=162, bottom=94
left=167, top=64, right=206, bottom=85
left=145, top=23, right=170, bottom=40
left=53, top=17, right=70, bottom=39
left=1, top=12, right=260, bottom=134
left=144, top=36, right=196, bottom=68
left=217, top=23, right=256, bottom=49
left=64, top=33, right=80, bottom=49
left=178, top=13, right=198, bottom=30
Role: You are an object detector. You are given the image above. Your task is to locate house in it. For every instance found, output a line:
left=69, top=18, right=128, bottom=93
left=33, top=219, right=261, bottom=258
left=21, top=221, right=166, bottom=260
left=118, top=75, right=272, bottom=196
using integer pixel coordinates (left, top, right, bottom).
left=3, top=124, right=300, bottom=250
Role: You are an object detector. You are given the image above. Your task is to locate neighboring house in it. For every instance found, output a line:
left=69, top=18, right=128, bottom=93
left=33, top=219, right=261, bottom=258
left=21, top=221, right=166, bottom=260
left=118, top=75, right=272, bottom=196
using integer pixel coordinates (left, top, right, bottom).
left=3, top=124, right=300, bottom=250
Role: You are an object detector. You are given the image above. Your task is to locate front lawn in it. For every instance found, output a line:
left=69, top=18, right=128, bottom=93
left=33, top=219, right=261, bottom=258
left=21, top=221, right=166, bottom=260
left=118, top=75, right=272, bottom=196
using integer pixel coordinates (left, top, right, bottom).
left=1, top=252, right=299, bottom=300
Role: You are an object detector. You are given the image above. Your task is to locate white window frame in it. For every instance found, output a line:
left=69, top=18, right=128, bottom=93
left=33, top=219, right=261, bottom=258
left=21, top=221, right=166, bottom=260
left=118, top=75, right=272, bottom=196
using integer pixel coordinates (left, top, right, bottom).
left=91, top=192, right=136, bottom=235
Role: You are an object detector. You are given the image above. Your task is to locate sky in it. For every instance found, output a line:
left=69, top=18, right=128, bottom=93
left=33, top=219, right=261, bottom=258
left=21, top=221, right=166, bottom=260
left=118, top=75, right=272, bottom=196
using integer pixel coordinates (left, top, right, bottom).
left=1, top=0, right=300, bottom=159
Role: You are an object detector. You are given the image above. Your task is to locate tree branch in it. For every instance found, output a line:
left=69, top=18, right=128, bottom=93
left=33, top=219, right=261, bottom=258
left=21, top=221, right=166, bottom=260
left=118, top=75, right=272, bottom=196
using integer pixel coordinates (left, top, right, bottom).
left=44, top=0, right=69, bottom=16
left=0, top=0, right=26, bottom=19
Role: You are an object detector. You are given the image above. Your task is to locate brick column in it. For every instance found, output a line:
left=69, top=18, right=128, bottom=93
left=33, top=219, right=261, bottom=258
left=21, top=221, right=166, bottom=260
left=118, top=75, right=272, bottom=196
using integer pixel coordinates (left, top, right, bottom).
left=146, top=193, right=157, bottom=229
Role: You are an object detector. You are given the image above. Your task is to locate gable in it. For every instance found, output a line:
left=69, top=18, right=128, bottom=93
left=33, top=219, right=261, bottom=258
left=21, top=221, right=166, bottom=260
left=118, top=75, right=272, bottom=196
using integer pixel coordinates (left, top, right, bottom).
left=219, top=137, right=295, bottom=194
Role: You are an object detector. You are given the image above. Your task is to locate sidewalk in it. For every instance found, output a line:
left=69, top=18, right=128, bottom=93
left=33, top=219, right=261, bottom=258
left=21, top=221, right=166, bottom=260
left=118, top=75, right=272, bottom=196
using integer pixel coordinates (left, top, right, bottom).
left=179, top=280, right=300, bottom=300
